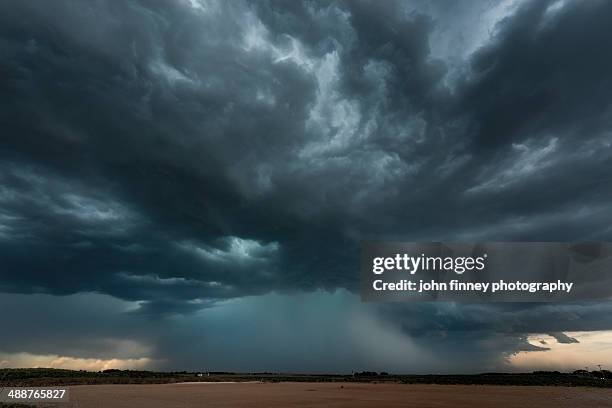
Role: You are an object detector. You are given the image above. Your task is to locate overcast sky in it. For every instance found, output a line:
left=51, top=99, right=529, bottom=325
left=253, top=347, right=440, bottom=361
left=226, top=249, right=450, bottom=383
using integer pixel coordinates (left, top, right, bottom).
left=1, top=0, right=612, bottom=373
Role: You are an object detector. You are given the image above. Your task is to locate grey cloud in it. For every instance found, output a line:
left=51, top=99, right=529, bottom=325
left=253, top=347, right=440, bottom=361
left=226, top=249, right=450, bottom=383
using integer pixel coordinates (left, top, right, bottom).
left=0, top=290, right=568, bottom=374
left=2, top=0, right=612, bottom=301
left=1, top=0, right=612, bottom=371
left=549, top=332, right=579, bottom=344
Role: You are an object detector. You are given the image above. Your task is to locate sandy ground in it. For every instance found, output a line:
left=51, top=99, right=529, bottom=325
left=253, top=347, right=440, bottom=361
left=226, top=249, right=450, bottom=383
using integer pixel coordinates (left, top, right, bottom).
left=56, top=382, right=612, bottom=408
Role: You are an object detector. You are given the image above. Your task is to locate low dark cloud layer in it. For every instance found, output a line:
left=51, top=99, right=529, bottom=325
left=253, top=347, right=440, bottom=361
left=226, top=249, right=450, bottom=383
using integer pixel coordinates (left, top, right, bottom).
left=1, top=0, right=612, bottom=371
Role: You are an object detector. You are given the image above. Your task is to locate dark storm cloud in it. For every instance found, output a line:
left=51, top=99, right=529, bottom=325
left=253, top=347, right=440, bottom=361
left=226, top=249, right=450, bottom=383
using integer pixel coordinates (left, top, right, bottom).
left=0, top=290, right=559, bottom=373
left=548, top=332, right=579, bottom=344
left=373, top=301, right=612, bottom=369
left=1, top=0, right=612, bottom=371
left=380, top=302, right=612, bottom=339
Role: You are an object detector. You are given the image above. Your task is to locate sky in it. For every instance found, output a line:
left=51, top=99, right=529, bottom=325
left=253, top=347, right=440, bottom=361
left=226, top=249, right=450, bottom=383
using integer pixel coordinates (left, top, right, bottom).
left=1, top=0, right=612, bottom=374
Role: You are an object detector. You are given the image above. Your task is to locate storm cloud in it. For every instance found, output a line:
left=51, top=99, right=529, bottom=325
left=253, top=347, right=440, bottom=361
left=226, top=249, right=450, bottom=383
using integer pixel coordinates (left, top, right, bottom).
left=1, top=0, right=612, bottom=372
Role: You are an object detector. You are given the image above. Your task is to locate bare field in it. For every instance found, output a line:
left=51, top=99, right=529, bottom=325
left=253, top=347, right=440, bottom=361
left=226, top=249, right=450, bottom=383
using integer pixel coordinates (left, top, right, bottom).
left=56, top=381, right=612, bottom=408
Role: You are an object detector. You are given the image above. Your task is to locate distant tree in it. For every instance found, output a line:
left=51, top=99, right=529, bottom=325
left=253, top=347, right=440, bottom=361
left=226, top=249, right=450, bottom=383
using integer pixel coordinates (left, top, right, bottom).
left=354, top=371, right=378, bottom=377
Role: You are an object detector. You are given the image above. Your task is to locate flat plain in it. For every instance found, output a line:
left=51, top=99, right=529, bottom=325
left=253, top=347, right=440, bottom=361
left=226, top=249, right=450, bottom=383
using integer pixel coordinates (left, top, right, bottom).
left=57, top=381, right=612, bottom=408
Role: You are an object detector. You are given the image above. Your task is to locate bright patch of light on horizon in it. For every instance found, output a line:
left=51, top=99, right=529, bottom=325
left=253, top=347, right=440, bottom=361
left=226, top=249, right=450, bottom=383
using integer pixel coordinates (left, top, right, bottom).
left=0, top=352, right=152, bottom=371
left=510, top=331, right=612, bottom=371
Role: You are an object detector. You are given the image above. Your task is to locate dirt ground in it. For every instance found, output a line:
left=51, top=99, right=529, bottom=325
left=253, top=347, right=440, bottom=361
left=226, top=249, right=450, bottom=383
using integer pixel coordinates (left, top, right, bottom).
left=57, top=381, right=612, bottom=408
